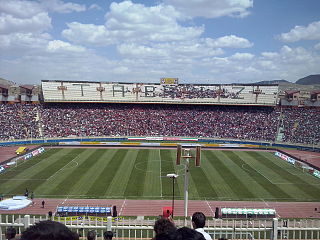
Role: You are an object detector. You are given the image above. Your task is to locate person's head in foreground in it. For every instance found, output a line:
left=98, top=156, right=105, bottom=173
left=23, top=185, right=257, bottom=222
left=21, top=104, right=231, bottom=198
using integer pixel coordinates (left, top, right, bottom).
left=6, top=226, right=16, bottom=240
left=192, top=212, right=206, bottom=229
left=175, top=227, right=206, bottom=240
left=20, top=220, right=77, bottom=240
left=87, top=230, right=96, bottom=240
left=154, top=217, right=176, bottom=235
left=103, top=231, right=114, bottom=240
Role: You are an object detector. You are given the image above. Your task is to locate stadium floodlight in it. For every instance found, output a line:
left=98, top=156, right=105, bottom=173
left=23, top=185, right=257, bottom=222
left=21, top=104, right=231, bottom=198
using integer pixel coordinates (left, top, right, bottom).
left=166, top=173, right=179, bottom=178
left=166, top=173, right=179, bottom=218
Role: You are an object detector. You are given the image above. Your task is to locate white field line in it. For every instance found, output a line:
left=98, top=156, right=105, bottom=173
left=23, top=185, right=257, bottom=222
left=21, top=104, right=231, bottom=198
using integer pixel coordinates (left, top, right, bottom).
left=205, top=199, right=215, bottom=216
left=46, top=155, right=80, bottom=181
left=243, top=163, right=274, bottom=184
left=13, top=157, right=49, bottom=171
left=53, top=196, right=69, bottom=216
left=261, top=198, right=270, bottom=207
left=8, top=193, right=314, bottom=201
left=246, top=162, right=320, bottom=186
left=159, top=149, right=163, bottom=198
left=119, top=198, right=126, bottom=216
left=0, top=178, right=46, bottom=181
left=62, top=196, right=69, bottom=204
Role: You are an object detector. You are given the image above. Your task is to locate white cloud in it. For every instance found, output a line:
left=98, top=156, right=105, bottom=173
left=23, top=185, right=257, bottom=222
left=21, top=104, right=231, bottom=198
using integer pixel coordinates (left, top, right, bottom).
left=117, top=41, right=224, bottom=60
left=112, top=66, right=130, bottom=74
left=0, top=0, right=86, bottom=35
left=0, top=0, right=43, bottom=19
left=314, top=42, right=320, bottom=50
left=0, top=32, right=51, bottom=52
left=62, top=22, right=113, bottom=46
left=89, top=4, right=102, bottom=11
left=117, top=43, right=168, bottom=58
left=261, top=52, right=279, bottom=58
left=40, top=0, right=86, bottom=13
left=198, top=45, right=320, bottom=82
left=0, top=12, right=51, bottom=34
left=47, top=40, right=85, bottom=52
left=257, top=46, right=320, bottom=78
left=2, top=43, right=320, bottom=84
left=279, top=21, right=320, bottom=42
left=206, top=35, right=253, bottom=48
left=62, top=1, right=203, bottom=46
left=163, top=0, right=253, bottom=18
left=0, top=0, right=85, bottom=16
left=230, top=52, right=254, bottom=60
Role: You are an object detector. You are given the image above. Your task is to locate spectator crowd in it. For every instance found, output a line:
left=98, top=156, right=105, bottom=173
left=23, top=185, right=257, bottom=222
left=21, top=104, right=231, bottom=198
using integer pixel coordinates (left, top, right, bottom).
left=0, top=103, right=319, bottom=145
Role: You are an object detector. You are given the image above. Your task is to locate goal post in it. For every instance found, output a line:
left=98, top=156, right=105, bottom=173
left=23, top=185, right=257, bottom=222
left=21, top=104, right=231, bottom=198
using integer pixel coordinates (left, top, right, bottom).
left=176, top=144, right=201, bottom=167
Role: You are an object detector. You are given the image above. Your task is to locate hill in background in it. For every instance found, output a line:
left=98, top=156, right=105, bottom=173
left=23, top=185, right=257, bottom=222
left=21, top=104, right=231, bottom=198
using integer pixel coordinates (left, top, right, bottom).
left=0, top=78, right=16, bottom=86
left=296, top=74, right=320, bottom=85
left=253, top=80, right=290, bottom=85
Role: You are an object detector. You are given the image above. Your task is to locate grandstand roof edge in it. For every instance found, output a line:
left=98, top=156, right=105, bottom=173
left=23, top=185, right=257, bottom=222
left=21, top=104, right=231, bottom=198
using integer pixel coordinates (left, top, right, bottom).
left=41, top=79, right=279, bottom=87
left=42, top=100, right=277, bottom=107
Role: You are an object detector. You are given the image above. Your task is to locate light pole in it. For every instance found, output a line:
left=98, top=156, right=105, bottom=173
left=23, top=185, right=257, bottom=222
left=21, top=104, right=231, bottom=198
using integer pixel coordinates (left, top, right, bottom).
left=166, top=173, right=178, bottom=218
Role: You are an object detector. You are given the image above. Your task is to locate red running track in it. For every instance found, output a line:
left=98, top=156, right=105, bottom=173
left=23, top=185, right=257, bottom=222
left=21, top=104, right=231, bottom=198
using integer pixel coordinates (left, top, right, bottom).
left=1, top=198, right=320, bottom=219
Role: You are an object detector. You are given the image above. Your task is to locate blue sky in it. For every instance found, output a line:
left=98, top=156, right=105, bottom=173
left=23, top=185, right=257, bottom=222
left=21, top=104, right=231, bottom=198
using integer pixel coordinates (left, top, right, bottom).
left=0, top=0, right=319, bottom=84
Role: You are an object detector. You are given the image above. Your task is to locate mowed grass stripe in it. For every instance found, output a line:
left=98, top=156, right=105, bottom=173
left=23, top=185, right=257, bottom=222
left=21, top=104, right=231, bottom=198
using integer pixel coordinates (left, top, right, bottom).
left=86, top=149, right=128, bottom=196
left=206, top=151, right=255, bottom=199
left=248, top=152, right=320, bottom=199
left=0, top=148, right=67, bottom=195
left=105, top=149, right=139, bottom=197
left=228, top=151, right=291, bottom=199
left=242, top=152, right=312, bottom=200
left=67, top=149, right=117, bottom=197
left=143, top=149, right=161, bottom=197
left=260, top=152, right=320, bottom=185
left=48, top=149, right=104, bottom=196
left=160, top=149, right=181, bottom=198
left=189, top=162, right=217, bottom=199
left=219, top=151, right=268, bottom=199
left=0, top=148, right=62, bottom=182
left=34, top=149, right=95, bottom=197
left=124, top=149, right=150, bottom=197
left=201, top=151, right=237, bottom=199
left=4, top=148, right=84, bottom=195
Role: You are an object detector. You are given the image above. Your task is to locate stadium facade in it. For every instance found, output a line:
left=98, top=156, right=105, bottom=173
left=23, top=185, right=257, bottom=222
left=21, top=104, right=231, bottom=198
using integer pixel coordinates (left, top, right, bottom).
left=0, top=79, right=319, bottom=106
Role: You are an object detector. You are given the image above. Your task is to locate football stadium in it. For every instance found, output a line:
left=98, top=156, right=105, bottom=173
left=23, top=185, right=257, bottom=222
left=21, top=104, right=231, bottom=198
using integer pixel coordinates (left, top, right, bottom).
left=0, top=79, right=320, bottom=239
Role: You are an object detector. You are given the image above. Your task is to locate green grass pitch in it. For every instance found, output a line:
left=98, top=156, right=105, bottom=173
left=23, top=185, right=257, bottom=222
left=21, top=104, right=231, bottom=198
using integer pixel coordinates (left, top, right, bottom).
left=0, top=148, right=320, bottom=201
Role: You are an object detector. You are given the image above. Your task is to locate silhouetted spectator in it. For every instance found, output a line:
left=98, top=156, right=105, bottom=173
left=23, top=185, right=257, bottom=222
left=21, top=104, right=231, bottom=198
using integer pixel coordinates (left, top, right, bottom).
left=6, top=227, right=16, bottom=240
left=103, top=231, right=113, bottom=240
left=87, top=230, right=96, bottom=240
left=192, top=212, right=211, bottom=240
left=175, top=227, right=206, bottom=240
left=20, top=220, right=76, bottom=240
left=153, top=217, right=176, bottom=240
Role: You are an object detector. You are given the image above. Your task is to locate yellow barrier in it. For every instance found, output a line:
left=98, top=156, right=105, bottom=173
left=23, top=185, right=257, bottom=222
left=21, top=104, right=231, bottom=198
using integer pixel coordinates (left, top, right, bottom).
left=16, top=147, right=27, bottom=155
left=121, top=142, right=141, bottom=145
left=53, top=216, right=123, bottom=222
left=159, top=143, right=177, bottom=146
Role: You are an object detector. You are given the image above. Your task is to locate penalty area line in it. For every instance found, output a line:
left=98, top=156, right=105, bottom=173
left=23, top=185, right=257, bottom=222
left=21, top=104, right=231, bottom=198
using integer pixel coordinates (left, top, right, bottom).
left=46, top=155, right=80, bottom=181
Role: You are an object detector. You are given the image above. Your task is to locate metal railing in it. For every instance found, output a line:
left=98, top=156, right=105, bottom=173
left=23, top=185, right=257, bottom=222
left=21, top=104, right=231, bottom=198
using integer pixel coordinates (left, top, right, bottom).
left=1, top=215, right=320, bottom=240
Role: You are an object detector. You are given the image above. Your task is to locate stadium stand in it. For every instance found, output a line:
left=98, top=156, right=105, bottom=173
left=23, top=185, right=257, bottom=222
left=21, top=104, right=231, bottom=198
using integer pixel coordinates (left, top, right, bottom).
left=281, top=107, right=320, bottom=144
left=0, top=103, right=319, bottom=145
left=38, top=103, right=279, bottom=141
left=0, top=79, right=319, bottom=145
left=0, top=104, right=39, bottom=140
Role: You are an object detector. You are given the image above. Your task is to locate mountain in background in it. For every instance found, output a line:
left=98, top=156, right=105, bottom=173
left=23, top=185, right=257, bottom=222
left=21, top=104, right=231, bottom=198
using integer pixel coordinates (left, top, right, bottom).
left=296, top=74, right=320, bottom=85
left=0, top=77, right=16, bottom=86
left=253, top=80, right=290, bottom=85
